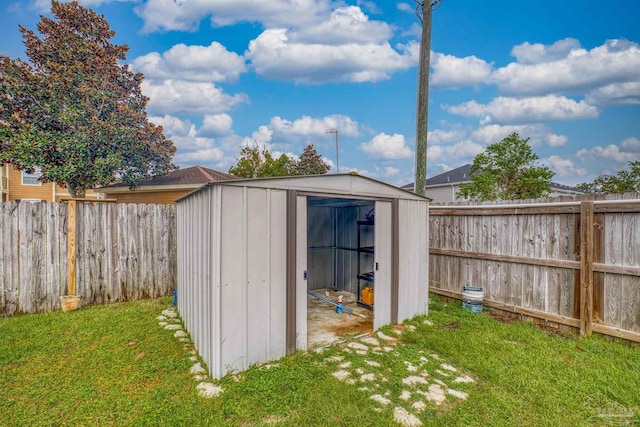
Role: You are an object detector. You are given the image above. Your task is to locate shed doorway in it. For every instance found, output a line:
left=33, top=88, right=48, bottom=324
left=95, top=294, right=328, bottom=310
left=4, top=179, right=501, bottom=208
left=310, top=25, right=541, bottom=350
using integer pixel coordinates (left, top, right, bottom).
left=302, top=196, right=391, bottom=349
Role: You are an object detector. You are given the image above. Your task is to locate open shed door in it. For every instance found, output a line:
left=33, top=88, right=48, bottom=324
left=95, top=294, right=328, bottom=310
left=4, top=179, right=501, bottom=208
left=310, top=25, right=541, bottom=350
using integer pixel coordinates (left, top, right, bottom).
left=374, top=201, right=392, bottom=330
left=295, top=195, right=308, bottom=350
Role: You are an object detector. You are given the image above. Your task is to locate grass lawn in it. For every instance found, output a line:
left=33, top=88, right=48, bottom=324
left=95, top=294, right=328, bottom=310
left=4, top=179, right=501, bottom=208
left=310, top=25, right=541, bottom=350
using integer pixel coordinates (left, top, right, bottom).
left=1, top=296, right=638, bottom=426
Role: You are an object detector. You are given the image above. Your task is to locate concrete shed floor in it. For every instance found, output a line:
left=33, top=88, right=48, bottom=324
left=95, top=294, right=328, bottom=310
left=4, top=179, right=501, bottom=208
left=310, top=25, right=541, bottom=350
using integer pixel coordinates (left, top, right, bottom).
left=307, top=288, right=373, bottom=349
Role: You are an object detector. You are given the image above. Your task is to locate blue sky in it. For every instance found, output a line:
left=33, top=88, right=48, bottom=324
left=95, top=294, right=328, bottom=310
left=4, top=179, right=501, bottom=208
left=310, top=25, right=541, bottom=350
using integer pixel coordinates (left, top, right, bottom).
left=1, top=0, right=639, bottom=187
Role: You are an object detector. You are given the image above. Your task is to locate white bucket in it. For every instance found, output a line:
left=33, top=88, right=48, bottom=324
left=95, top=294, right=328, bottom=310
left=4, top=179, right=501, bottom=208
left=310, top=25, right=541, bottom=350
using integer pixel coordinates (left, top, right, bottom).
left=462, top=286, right=484, bottom=313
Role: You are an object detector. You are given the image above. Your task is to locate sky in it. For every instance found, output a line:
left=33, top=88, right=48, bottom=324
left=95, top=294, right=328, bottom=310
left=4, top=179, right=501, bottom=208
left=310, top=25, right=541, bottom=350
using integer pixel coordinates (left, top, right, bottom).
left=1, top=0, right=639, bottom=187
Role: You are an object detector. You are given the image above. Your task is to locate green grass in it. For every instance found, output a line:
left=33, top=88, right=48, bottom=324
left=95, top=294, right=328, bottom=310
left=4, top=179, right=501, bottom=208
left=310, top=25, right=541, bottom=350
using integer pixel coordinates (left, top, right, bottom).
left=1, top=296, right=638, bottom=426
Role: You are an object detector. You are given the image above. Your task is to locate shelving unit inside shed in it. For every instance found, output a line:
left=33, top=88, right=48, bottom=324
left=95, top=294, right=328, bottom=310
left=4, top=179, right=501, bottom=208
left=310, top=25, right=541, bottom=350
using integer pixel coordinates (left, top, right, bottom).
left=357, top=219, right=374, bottom=309
left=306, top=197, right=375, bottom=310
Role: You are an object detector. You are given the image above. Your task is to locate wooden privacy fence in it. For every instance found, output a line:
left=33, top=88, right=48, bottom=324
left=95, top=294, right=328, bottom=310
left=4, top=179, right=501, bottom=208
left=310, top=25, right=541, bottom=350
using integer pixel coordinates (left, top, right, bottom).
left=0, top=201, right=176, bottom=317
left=429, top=194, right=640, bottom=343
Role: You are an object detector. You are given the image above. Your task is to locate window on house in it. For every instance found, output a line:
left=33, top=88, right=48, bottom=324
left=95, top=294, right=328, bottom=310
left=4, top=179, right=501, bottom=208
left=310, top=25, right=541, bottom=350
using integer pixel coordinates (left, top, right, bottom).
left=22, top=167, right=42, bottom=185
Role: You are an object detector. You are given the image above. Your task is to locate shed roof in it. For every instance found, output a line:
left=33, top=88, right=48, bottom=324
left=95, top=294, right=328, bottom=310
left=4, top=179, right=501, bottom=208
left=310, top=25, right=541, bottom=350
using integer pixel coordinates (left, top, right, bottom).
left=178, top=173, right=429, bottom=202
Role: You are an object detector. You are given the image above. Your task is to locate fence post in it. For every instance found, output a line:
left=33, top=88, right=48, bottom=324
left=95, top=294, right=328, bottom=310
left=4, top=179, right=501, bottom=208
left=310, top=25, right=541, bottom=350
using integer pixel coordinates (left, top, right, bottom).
left=67, top=199, right=77, bottom=296
left=580, top=201, right=594, bottom=336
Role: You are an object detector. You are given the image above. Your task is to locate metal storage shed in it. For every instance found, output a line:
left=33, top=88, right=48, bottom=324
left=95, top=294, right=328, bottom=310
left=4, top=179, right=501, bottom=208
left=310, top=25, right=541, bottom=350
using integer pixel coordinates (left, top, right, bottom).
left=176, top=174, right=429, bottom=379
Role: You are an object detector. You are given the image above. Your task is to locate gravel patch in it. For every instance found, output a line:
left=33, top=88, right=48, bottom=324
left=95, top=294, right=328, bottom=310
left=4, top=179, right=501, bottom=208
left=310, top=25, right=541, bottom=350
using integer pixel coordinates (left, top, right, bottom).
left=371, top=394, right=391, bottom=406
left=196, top=382, right=223, bottom=398
left=393, top=406, right=422, bottom=427
left=348, top=342, right=369, bottom=351
left=402, top=376, right=428, bottom=386
left=361, top=336, right=380, bottom=346
left=360, top=373, right=376, bottom=382
left=190, top=363, right=206, bottom=375
left=448, top=389, right=468, bottom=399
left=332, top=370, right=351, bottom=381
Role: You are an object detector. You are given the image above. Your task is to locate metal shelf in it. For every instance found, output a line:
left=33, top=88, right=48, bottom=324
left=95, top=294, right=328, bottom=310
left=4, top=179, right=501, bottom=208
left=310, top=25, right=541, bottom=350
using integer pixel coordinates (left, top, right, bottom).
left=357, top=217, right=374, bottom=309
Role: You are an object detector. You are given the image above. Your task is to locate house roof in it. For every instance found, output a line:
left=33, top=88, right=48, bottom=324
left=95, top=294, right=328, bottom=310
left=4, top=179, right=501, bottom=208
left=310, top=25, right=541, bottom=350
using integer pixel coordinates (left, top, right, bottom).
left=402, top=163, right=584, bottom=193
left=400, top=164, right=472, bottom=189
left=179, top=173, right=430, bottom=203
left=96, top=166, right=237, bottom=192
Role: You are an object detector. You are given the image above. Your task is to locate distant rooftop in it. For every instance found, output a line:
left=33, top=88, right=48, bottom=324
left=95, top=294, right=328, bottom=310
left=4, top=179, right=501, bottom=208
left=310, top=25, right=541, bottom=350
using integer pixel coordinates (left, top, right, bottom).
left=101, top=166, right=237, bottom=188
left=402, top=164, right=584, bottom=193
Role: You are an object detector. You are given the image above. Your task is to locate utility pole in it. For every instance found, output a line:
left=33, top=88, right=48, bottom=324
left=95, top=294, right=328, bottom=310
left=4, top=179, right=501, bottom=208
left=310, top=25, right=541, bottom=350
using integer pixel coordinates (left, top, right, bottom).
left=414, top=0, right=441, bottom=196
left=326, top=129, right=339, bottom=173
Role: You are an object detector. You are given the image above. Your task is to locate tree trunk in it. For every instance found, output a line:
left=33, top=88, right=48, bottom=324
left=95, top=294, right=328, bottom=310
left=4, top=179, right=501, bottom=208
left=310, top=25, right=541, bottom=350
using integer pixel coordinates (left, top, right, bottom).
left=67, top=185, right=86, bottom=199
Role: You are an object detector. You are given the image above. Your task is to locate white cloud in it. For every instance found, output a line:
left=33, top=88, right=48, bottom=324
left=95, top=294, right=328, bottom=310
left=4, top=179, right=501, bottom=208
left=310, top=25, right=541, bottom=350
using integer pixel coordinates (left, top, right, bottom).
left=426, top=140, right=484, bottom=163
left=621, top=137, right=640, bottom=151
left=445, top=95, right=599, bottom=124
left=492, top=39, right=640, bottom=96
left=149, top=114, right=196, bottom=138
left=357, top=0, right=381, bottom=14
left=510, top=38, right=581, bottom=65
left=359, top=133, right=413, bottom=159
left=585, top=81, right=640, bottom=106
left=577, top=144, right=639, bottom=163
left=396, top=2, right=414, bottom=13
left=545, top=155, right=587, bottom=177
left=174, top=148, right=225, bottom=165
left=135, top=0, right=331, bottom=33
left=290, top=6, right=392, bottom=45
left=23, top=0, right=134, bottom=12
left=270, top=115, right=360, bottom=138
left=431, top=52, right=493, bottom=89
left=427, top=129, right=466, bottom=144
left=246, top=28, right=418, bottom=83
left=401, top=23, right=422, bottom=38
left=133, top=42, right=246, bottom=83
left=472, top=124, right=568, bottom=147
left=142, top=80, right=248, bottom=115
left=201, top=114, right=234, bottom=137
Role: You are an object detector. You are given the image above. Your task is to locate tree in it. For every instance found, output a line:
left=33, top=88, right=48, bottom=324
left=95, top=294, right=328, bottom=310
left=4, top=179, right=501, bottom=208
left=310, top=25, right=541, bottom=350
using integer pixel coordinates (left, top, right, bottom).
left=293, top=144, right=330, bottom=175
left=228, top=146, right=294, bottom=178
left=577, top=161, right=640, bottom=194
left=0, top=1, right=175, bottom=198
left=458, top=133, right=554, bottom=201
left=229, top=144, right=330, bottom=178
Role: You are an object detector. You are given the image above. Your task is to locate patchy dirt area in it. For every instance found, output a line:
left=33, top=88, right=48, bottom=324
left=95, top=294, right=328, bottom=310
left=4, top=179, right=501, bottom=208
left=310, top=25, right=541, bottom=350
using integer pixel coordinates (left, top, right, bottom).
left=486, top=311, right=519, bottom=323
left=307, top=289, right=372, bottom=348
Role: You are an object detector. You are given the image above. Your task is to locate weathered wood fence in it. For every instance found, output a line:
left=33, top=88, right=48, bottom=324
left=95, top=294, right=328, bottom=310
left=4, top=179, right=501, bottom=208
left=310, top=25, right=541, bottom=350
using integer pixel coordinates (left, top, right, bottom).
left=429, top=194, right=640, bottom=342
left=0, top=201, right=176, bottom=317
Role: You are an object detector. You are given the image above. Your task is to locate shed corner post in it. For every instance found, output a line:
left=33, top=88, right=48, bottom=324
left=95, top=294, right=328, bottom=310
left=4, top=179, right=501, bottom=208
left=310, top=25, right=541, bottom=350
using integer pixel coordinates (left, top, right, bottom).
left=285, top=190, right=297, bottom=355
left=579, top=201, right=594, bottom=337
left=391, top=199, right=400, bottom=325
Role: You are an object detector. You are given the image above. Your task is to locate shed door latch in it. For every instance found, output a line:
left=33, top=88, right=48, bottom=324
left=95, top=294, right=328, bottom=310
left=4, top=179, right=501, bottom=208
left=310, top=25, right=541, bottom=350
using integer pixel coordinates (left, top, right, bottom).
left=375, top=262, right=379, bottom=271
left=303, top=270, right=308, bottom=280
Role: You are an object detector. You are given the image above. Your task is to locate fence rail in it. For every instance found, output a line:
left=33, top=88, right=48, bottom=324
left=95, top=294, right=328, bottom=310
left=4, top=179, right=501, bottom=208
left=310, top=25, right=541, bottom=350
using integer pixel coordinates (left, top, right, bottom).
left=0, top=201, right=176, bottom=317
left=429, top=194, right=640, bottom=342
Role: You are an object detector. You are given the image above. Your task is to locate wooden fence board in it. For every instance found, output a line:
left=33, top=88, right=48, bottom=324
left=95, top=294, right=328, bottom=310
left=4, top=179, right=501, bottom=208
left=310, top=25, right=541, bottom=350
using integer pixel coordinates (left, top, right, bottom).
left=429, top=194, right=640, bottom=342
left=621, top=213, right=640, bottom=332
left=1, top=201, right=177, bottom=317
left=604, top=213, right=623, bottom=328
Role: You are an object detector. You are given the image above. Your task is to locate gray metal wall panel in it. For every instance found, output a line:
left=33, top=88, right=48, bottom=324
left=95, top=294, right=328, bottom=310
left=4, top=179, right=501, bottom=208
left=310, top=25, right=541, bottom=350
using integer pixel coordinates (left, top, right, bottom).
left=246, top=188, right=273, bottom=365
left=219, top=186, right=246, bottom=374
left=268, top=190, right=287, bottom=361
left=308, top=249, right=333, bottom=290
left=307, top=206, right=334, bottom=290
left=397, top=199, right=429, bottom=322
